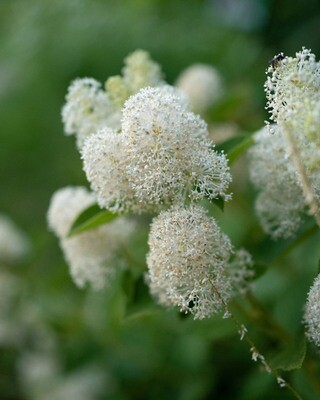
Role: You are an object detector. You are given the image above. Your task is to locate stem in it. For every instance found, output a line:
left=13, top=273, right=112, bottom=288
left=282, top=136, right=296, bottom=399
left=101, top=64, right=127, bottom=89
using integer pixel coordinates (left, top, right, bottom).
left=209, top=280, right=305, bottom=400
left=282, top=123, right=320, bottom=228
left=233, top=298, right=290, bottom=343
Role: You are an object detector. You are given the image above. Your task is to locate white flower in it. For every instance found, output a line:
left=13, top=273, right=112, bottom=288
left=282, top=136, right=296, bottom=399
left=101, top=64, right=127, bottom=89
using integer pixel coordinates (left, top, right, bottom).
left=83, top=87, right=231, bottom=214
left=0, top=214, right=30, bottom=263
left=47, top=186, right=135, bottom=290
left=62, top=51, right=165, bottom=151
left=105, top=49, right=164, bottom=109
left=304, top=273, right=320, bottom=347
left=47, top=186, right=95, bottom=238
left=264, top=48, right=320, bottom=216
left=248, top=125, right=306, bottom=239
left=265, top=48, right=320, bottom=146
left=122, top=49, right=164, bottom=94
left=176, top=63, right=223, bottom=113
left=82, top=128, right=138, bottom=213
left=146, top=205, right=235, bottom=319
left=62, top=78, right=121, bottom=149
left=19, top=348, right=106, bottom=400
left=120, top=87, right=231, bottom=212
left=44, top=365, right=106, bottom=400
left=18, top=350, right=61, bottom=398
left=227, top=249, right=254, bottom=295
left=61, top=217, right=134, bottom=290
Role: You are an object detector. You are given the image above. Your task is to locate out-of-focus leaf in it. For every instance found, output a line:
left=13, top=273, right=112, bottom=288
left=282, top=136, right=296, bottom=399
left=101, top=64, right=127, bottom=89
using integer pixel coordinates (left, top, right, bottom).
left=209, top=90, right=248, bottom=121
left=255, top=218, right=317, bottom=264
left=249, top=263, right=268, bottom=281
left=211, top=195, right=225, bottom=211
left=216, top=135, right=247, bottom=154
left=228, top=136, right=254, bottom=164
left=269, top=337, right=306, bottom=371
left=216, top=135, right=254, bottom=165
left=68, top=204, right=118, bottom=237
left=123, top=307, right=162, bottom=325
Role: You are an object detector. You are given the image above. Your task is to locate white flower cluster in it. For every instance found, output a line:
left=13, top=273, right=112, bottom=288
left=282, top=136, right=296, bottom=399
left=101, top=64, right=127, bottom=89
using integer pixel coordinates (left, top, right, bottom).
left=265, top=49, right=320, bottom=184
left=146, top=205, right=253, bottom=319
left=121, top=49, right=164, bottom=95
left=83, top=87, right=231, bottom=213
left=304, top=273, right=320, bottom=347
left=248, top=48, right=320, bottom=238
left=62, top=50, right=164, bottom=150
left=62, top=78, right=121, bottom=149
left=47, top=186, right=134, bottom=290
left=265, top=48, right=320, bottom=145
left=176, top=63, right=223, bottom=113
left=19, top=351, right=106, bottom=400
left=56, top=50, right=253, bottom=318
left=0, top=214, right=30, bottom=263
left=248, top=126, right=306, bottom=239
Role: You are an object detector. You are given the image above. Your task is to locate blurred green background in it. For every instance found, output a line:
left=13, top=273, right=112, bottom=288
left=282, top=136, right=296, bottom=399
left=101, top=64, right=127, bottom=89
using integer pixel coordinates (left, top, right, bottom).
left=1, top=0, right=320, bottom=399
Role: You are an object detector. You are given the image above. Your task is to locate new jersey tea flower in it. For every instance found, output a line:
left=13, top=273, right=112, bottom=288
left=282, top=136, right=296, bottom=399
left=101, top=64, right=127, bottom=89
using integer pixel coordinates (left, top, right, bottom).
left=176, top=63, right=223, bottom=113
left=146, top=205, right=252, bottom=319
left=47, top=186, right=134, bottom=290
left=304, top=273, right=320, bottom=347
left=83, top=87, right=231, bottom=214
left=248, top=126, right=306, bottom=239
left=62, top=78, right=121, bottom=149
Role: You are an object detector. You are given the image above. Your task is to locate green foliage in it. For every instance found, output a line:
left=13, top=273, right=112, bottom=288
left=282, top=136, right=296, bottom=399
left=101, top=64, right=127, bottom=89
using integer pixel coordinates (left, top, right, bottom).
left=216, top=134, right=254, bottom=165
left=269, top=337, right=306, bottom=372
left=68, top=204, right=119, bottom=237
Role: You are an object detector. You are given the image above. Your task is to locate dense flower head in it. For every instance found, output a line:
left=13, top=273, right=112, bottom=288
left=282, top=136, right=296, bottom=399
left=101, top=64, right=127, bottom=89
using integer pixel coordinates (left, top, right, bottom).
left=304, top=273, right=320, bottom=347
left=260, top=48, right=320, bottom=236
left=176, top=63, right=223, bottom=113
left=105, top=49, right=164, bottom=109
left=227, top=249, right=254, bottom=295
left=47, top=186, right=95, bottom=238
left=62, top=78, right=121, bottom=149
left=0, top=214, right=30, bottom=263
left=62, top=50, right=165, bottom=150
left=146, top=205, right=252, bottom=319
left=122, top=49, right=164, bottom=94
left=47, top=186, right=135, bottom=290
left=82, top=128, right=137, bottom=213
left=123, top=87, right=231, bottom=211
left=248, top=126, right=306, bottom=239
left=61, top=217, right=134, bottom=290
left=265, top=48, right=320, bottom=145
left=83, top=87, right=231, bottom=214
left=265, top=49, right=320, bottom=172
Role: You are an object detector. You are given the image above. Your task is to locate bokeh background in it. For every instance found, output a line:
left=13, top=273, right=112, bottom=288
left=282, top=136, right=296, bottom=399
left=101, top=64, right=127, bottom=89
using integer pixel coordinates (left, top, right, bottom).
left=1, top=0, right=320, bottom=399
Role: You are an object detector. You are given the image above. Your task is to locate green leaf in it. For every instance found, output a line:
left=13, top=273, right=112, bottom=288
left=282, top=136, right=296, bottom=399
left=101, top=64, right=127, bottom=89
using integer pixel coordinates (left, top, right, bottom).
left=256, top=218, right=318, bottom=264
left=122, top=307, right=162, bottom=325
left=211, top=195, right=225, bottom=211
left=68, top=204, right=118, bottom=237
left=228, top=136, right=254, bottom=164
left=250, top=263, right=268, bottom=281
left=209, top=90, right=248, bottom=121
left=216, top=135, right=247, bottom=154
left=216, top=135, right=254, bottom=165
left=269, top=337, right=306, bottom=371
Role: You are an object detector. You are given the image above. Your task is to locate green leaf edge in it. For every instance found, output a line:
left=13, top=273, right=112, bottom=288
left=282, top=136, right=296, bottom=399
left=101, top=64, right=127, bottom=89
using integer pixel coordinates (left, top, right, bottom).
left=216, top=134, right=254, bottom=165
left=269, top=337, right=306, bottom=372
left=68, top=204, right=118, bottom=237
